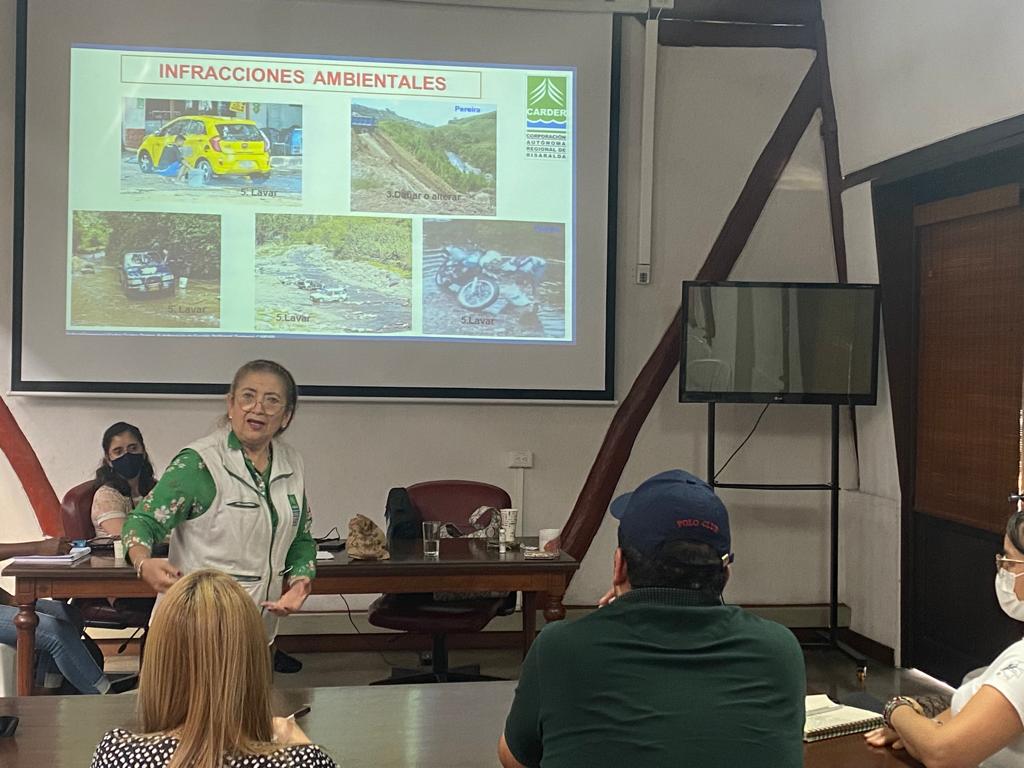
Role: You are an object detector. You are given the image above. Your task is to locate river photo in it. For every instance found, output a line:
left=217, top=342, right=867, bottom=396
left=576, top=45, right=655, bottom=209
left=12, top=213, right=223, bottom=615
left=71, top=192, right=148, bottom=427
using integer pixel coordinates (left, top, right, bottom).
left=254, top=213, right=412, bottom=335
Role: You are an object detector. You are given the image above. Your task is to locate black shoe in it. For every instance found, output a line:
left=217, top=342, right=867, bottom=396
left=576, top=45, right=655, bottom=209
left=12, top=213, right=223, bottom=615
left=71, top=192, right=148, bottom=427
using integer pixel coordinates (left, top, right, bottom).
left=273, top=649, right=302, bottom=674
left=108, top=674, right=139, bottom=694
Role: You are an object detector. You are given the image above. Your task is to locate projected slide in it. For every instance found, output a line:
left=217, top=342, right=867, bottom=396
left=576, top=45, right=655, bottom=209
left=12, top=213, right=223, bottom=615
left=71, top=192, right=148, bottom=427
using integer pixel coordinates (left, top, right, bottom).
left=67, top=46, right=575, bottom=342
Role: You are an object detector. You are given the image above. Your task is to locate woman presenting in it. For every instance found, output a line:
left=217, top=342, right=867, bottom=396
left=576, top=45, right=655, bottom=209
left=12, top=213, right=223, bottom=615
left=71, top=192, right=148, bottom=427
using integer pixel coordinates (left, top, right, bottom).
left=123, top=360, right=317, bottom=642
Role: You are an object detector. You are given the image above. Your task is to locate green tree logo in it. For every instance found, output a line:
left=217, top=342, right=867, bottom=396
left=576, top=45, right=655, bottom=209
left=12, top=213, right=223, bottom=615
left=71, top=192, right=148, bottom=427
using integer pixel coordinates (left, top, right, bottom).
left=527, top=76, right=568, bottom=125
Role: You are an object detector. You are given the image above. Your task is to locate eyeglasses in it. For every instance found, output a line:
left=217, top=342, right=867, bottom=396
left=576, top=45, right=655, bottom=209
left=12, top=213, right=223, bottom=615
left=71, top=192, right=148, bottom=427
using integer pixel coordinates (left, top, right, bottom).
left=995, top=554, right=1024, bottom=571
left=235, top=391, right=286, bottom=415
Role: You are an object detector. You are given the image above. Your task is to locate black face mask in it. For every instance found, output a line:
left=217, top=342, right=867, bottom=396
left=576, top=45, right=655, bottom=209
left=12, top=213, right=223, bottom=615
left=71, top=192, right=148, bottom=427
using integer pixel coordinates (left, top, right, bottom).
left=111, top=452, right=145, bottom=480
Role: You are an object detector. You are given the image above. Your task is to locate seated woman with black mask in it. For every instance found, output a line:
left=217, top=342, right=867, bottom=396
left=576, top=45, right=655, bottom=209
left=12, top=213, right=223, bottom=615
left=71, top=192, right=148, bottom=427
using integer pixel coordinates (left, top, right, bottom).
left=91, top=422, right=158, bottom=538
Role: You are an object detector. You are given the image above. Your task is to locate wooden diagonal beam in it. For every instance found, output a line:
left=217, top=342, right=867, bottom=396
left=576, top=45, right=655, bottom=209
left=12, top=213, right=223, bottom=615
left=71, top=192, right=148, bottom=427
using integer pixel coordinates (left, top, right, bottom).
left=560, top=58, right=823, bottom=564
left=815, top=20, right=848, bottom=283
left=0, top=397, right=63, bottom=536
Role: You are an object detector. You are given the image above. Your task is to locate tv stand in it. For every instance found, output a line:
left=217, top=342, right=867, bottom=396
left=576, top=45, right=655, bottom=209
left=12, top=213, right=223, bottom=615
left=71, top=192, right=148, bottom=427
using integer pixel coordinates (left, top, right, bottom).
left=706, top=402, right=868, bottom=679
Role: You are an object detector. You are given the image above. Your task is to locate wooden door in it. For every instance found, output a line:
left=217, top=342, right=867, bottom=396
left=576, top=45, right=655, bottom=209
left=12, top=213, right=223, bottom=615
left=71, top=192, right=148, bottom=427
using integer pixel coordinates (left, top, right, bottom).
left=912, top=197, right=1024, bottom=684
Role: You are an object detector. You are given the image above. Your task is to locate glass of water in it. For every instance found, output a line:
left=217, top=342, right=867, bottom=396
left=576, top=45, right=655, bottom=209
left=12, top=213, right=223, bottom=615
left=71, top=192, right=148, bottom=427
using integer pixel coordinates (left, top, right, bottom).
left=422, top=520, right=443, bottom=558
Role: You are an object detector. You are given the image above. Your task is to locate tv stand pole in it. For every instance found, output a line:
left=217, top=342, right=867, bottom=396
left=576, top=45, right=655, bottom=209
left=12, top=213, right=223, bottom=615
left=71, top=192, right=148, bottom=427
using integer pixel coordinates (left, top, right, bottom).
left=706, top=402, right=867, bottom=678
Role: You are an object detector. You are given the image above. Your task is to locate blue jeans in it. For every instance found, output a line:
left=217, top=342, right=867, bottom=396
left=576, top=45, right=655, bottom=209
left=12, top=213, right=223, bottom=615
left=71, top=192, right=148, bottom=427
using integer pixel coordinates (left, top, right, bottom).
left=0, top=601, right=106, bottom=693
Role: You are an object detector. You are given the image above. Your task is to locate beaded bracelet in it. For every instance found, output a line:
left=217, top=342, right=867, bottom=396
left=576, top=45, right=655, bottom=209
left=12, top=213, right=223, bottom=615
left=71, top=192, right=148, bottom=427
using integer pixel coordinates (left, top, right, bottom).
left=883, top=695, right=924, bottom=728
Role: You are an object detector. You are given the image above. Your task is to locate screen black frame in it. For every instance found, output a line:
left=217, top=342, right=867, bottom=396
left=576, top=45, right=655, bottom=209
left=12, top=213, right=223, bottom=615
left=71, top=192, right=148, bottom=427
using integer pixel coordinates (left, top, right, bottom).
left=9, top=1, right=620, bottom=401
left=679, top=280, right=881, bottom=406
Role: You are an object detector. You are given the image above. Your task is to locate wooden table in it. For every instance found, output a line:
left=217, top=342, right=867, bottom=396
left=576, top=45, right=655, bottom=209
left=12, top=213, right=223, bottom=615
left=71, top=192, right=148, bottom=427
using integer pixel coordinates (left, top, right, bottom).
left=3, top=537, right=578, bottom=696
left=0, top=681, right=921, bottom=767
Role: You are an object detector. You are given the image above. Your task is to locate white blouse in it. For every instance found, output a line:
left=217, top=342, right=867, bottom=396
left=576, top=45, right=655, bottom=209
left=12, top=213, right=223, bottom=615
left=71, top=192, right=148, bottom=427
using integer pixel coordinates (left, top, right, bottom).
left=951, top=638, right=1024, bottom=768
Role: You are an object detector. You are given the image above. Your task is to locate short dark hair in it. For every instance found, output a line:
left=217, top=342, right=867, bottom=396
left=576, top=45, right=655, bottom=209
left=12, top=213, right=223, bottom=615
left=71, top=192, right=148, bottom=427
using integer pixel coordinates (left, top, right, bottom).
left=620, top=539, right=728, bottom=594
left=229, top=360, right=298, bottom=434
left=1008, top=508, right=1024, bottom=555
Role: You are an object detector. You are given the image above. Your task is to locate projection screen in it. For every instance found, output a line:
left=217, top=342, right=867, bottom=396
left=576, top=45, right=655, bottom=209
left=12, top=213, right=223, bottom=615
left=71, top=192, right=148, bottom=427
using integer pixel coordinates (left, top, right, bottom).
left=12, top=0, right=618, bottom=398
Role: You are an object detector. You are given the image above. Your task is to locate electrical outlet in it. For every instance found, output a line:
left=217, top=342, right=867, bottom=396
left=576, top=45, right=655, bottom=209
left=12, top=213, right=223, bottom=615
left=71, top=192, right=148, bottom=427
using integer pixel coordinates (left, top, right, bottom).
left=636, top=265, right=651, bottom=285
left=649, top=0, right=674, bottom=8
left=506, top=450, right=534, bottom=468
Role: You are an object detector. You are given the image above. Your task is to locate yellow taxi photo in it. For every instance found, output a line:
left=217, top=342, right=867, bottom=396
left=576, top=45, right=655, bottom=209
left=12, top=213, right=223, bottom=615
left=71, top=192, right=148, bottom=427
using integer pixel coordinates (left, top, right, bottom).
left=136, top=115, right=271, bottom=183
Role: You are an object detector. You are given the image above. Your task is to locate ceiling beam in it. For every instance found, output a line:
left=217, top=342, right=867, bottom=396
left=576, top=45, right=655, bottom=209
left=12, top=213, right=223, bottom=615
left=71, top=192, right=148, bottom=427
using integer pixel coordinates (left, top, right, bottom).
left=385, top=0, right=648, bottom=12
left=659, top=19, right=817, bottom=49
left=662, top=0, right=821, bottom=25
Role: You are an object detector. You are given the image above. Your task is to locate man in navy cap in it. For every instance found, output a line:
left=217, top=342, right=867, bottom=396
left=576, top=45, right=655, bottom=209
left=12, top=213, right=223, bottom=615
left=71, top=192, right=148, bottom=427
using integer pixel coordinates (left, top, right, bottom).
left=499, top=469, right=805, bottom=768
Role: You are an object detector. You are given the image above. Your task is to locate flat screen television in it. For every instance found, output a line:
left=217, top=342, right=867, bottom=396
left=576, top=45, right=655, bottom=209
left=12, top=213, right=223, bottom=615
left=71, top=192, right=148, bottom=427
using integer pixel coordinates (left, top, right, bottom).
left=679, top=281, right=880, bottom=405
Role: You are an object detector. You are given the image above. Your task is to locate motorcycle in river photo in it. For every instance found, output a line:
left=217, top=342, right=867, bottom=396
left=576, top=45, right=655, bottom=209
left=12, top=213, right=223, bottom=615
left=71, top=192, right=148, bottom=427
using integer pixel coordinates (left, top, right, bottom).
left=434, top=245, right=547, bottom=311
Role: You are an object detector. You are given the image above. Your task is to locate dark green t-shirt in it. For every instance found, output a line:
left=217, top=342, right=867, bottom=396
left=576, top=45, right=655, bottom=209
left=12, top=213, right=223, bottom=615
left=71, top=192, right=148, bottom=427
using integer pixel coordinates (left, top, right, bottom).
left=504, top=588, right=805, bottom=768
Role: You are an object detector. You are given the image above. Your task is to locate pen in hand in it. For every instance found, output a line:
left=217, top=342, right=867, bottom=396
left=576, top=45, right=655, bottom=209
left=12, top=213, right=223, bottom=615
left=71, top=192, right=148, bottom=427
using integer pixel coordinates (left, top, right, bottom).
left=273, top=706, right=312, bottom=745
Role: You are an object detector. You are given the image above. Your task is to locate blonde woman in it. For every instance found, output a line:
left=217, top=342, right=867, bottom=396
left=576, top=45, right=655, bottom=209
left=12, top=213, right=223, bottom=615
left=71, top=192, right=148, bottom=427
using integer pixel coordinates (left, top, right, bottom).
left=89, top=570, right=335, bottom=768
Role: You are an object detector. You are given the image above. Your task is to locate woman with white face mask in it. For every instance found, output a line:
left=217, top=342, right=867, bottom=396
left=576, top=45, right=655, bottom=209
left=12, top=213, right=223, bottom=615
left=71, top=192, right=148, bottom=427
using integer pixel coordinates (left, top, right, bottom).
left=865, top=509, right=1024, bottom=767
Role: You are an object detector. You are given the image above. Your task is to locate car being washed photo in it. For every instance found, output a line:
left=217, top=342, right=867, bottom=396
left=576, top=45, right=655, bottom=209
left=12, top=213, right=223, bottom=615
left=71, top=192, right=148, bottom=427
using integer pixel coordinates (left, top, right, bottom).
left=118, top=250, right=176, bottom=297
left=136, top=115, right=271, bottom=183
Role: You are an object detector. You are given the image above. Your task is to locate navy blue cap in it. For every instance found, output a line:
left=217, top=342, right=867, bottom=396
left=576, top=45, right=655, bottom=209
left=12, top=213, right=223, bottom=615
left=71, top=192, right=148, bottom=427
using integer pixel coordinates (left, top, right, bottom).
left=610, top=469, right=731, bottom=558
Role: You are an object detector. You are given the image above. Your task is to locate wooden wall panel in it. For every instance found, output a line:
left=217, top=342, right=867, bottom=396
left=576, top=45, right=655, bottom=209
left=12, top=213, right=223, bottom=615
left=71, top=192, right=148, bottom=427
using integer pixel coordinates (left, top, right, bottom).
left=915, top=207, right=1024, bottom=533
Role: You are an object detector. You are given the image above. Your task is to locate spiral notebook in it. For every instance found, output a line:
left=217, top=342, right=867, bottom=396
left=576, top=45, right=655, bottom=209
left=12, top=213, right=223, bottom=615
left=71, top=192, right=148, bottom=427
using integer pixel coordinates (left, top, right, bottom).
left=803, top=694, right=884, bottom=742
left=10, top=546, right=91, bottom=566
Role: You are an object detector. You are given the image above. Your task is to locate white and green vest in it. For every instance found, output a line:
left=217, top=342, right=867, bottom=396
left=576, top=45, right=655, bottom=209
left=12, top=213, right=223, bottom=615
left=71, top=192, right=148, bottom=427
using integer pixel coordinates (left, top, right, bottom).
left=165, top=428, right=305, bottom=640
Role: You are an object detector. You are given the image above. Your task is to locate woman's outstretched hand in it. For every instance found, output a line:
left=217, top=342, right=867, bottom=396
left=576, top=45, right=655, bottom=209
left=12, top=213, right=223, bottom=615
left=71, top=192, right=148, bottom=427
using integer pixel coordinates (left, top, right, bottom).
left=262, top=579, right=311, bottom=616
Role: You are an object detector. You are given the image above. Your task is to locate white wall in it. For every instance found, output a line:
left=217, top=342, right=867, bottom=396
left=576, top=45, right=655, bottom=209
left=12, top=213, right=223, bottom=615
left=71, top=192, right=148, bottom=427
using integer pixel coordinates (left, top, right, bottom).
left=820, top=0, right=1024, bottom=657
left=1, top=6, right=863, bottom=628
left=839, top=184, right=901, bottom=653
left=822, top=0, right=1024, bottom=175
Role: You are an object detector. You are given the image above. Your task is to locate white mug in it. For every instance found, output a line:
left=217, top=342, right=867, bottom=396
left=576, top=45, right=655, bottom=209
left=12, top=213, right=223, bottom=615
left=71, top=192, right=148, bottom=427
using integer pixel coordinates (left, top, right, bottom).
left=112, top=539, right=125, bottom=561
left=538, top=528, right=561, bottom=553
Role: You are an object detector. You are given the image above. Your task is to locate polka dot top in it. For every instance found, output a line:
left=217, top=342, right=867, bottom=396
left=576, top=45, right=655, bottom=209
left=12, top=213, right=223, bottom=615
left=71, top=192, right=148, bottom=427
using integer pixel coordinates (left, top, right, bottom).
left=90, top=728, right=338, bottom=767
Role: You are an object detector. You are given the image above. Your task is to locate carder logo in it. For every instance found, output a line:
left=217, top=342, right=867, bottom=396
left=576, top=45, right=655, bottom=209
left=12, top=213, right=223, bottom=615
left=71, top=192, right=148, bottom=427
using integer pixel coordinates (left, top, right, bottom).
left=526, top=76, right=568, bottom=130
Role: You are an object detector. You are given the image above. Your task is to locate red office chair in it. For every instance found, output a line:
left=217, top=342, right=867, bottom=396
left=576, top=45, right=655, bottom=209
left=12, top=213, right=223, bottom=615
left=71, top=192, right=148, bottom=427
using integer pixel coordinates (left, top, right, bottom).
left=367, top=480, right=514, bottom=684
left=60, top=481, right=153, bottom=648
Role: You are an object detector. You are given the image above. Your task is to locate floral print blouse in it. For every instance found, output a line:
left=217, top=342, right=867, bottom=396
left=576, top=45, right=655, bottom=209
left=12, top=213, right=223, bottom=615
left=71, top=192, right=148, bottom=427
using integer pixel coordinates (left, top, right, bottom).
left=91, top=485, right=140, bottom=537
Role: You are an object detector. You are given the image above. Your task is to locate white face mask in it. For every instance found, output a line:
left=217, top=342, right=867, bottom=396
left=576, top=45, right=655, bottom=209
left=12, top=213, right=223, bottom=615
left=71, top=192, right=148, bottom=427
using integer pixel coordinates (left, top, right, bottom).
left=995, top=568, right=1024, bottom=621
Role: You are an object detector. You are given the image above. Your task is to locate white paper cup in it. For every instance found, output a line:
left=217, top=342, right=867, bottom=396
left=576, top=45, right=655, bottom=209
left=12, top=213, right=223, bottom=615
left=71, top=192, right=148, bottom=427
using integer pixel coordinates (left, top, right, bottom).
left=112, top=539, right=125, bottom=561
left=538, top=528, right=561, bottom=553
left=500, top=508, right=519, bottom=542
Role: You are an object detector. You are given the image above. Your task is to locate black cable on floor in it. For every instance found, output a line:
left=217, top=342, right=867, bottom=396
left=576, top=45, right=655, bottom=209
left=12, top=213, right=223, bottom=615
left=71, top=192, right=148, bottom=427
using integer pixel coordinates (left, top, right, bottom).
left=338, top=593, right=410, bottom=671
